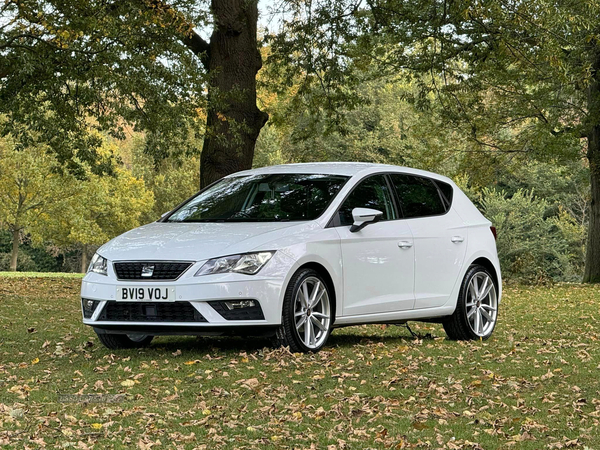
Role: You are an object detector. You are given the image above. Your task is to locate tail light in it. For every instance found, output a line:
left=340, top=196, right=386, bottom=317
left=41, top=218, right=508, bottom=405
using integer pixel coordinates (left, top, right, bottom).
left=490, top=226, right=497, bottom=240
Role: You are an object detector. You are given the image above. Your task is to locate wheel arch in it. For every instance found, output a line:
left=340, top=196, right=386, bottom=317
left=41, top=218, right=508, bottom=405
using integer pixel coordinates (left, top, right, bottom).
left=294, top=261, right=338, bottom=324
left=471, top=256, right=500, bottom=293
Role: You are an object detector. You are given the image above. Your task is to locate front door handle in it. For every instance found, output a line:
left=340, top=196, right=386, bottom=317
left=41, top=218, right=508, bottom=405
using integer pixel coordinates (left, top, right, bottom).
left=451, top=236, right=465, bottom=243
left=398, top=241, right=413, bottom=249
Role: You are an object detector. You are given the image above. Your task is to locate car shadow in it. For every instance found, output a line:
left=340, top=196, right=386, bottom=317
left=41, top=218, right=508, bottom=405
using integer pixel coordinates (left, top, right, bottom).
left=148, top=335, right=273, bottom=354
left=328, top=327, right=438, bottom=346
left=142, top=326, right=438, bottom=355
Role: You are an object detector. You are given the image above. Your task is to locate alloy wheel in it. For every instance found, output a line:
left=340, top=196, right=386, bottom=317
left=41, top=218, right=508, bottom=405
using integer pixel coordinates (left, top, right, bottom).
left=465, top=272, right=498, bottom=337
left=294, top=276, right=331, bottom=349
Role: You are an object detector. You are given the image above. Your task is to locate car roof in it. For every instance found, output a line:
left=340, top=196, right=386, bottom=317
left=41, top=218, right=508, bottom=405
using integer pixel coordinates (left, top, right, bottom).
left=229, top=162, right=453, bottom=183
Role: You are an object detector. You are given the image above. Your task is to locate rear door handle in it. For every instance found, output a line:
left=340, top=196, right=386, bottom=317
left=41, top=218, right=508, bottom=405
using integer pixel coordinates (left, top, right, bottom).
left=451, top=236, right=464, bottom=243
left=398, top=241, right=413, bottom=249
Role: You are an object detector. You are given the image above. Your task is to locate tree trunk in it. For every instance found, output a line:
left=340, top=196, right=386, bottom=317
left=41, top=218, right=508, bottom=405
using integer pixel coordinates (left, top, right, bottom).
left=81, top=245, right=89, bottom=273
left=200, top=0, right=268, bottom=188
left=583, top=51, right=600, bottom=283
left=584, top=128, right=600, bottom=282
left=9, top=228, right=19, bottom=272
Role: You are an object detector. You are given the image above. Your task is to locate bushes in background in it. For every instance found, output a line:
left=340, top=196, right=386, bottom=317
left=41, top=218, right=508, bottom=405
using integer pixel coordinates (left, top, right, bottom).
left=481, top=189, right=585, bottom=283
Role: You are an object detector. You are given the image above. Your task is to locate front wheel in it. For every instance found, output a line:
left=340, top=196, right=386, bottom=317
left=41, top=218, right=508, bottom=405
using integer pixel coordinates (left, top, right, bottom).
left=443, top=265, right=499, bottom=340
left=274, top=268, right=333, bottom=353
left=95, top=331, right=154, bottom=349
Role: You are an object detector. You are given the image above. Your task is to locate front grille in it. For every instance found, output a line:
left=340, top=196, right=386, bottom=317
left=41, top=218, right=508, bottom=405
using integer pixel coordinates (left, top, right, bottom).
left=98, top=302, right=207, bottom=322
left=113, top=262, right=193, bottom=280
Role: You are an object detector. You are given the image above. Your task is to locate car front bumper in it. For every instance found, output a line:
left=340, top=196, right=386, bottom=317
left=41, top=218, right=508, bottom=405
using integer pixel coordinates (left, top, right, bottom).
left=81, top=262, right=289, bottom=335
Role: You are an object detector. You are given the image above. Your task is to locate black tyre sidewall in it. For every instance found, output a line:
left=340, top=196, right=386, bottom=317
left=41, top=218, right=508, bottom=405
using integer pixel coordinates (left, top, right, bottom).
left=445, top=264, right=499, bottom=341
left=280, top=268, right=332, bottom=353
left=95, top=331, right=153, bottom=349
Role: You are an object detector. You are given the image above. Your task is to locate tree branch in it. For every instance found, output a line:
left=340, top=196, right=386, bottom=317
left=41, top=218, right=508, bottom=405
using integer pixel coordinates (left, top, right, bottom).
left=103, top=0, right=212, bottom=69
left=181, top=29, right=210, bottom=69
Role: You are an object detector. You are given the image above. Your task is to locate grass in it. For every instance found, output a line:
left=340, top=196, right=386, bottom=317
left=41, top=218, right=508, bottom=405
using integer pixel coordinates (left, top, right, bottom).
left=0, top=271, right=84, bottom=278
left=0, top=277, right=599, bottom=449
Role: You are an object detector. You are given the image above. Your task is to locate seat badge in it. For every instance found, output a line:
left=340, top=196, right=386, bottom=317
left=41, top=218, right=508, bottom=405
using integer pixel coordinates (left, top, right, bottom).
left=141, top=264, right=155, bottom=277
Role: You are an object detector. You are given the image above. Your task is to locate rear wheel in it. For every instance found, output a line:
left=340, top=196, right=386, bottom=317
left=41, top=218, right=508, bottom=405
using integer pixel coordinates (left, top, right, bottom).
left=443, top=264, right=498, bottom=340
left=95, top=331, right=154, bottom=349
left=274, top=268, right=333, bottom=353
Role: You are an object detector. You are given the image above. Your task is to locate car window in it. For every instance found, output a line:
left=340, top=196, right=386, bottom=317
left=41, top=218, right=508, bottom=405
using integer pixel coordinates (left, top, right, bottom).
left=166, top=174, right=349, bottom=222
left=435, top=180, right=454, bottom=209
left=338, top=175, right=397, bottom=226
left=390, top=174, right=446, bottom=218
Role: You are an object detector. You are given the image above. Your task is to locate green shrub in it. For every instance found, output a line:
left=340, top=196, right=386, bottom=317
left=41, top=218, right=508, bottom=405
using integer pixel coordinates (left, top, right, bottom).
left=0, top=252, right=37, bottom=272
left=481, top=188, right=585, bottom=283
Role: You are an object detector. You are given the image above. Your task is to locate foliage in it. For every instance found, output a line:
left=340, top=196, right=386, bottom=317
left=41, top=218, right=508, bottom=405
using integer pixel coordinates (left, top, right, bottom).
left=0, top=230, right=63, bottom=272
left=0, top=132, right=156, bottom=271
left=125, top=135, right=200, bottom=223
left=481, top=188, right=585, bottom=283
left=51, top=143, right=155, bottom=249
left=495, top=160, right=590, bottom=229
left=1, top=277, right=600, bottom=448
left=0, top=0, right=209, bottom=174
left=268, top=0, right=592, bottom=158
left=0, top=135, right=81, bottom=269
left=255, top=76, right=467, bottom=173
left=0, top=252, right=36, bottom=271
left=262, top=1, right=365, bottom=130
left=0, top=138, right=79, bottom=234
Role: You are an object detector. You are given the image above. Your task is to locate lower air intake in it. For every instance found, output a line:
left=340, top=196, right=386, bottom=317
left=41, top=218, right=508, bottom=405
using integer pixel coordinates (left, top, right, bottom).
left=98, top=302, right=207, bottom=322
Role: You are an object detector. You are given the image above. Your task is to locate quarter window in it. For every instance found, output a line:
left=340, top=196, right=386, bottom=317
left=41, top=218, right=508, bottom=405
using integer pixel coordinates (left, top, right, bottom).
left=338, top=175, right=397, bottom=226
left=435, top=180, right=454, bottom=209
left=390, top=174, right=446, bottom=218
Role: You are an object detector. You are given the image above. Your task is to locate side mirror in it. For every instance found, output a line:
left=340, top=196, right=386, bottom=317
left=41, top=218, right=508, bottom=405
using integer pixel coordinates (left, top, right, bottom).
left=350, top=207, right=383, bottom=232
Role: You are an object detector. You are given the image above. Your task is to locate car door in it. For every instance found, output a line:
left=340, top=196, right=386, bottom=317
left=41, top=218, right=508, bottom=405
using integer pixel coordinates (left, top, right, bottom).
left=389, top=174, right=468, bottom=309
left=333, top=174, right=415, bottom=316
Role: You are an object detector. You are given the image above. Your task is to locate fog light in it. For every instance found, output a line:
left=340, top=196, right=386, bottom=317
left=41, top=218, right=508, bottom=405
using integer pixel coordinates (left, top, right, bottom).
left=208, top=300, right=264, bottom=320
left=82, top=299, right=100, bottom=319
left=224, top=300, right=256, bottom=310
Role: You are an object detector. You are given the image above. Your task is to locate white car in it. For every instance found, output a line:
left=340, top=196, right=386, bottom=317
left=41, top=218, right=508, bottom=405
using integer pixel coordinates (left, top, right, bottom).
left=81, top=162, right=501, bottom=352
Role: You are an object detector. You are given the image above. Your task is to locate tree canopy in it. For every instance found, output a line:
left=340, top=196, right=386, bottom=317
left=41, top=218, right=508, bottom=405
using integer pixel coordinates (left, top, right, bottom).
left=1, top=0, right=600, bottom=281
left=0, top=0, right=209, bottom=173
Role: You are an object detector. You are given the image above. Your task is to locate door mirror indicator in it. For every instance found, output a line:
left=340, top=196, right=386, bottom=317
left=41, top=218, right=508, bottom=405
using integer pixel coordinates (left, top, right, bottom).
left=350, top=208, right=383, bottom=232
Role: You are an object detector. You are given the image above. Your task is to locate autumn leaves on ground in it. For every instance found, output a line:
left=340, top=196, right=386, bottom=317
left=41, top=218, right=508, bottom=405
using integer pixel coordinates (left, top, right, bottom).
left=0, top=276, right=598, bottom=449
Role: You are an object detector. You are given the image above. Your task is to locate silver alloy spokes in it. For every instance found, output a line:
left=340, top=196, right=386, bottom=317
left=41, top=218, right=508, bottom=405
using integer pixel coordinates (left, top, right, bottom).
left=466, top=272, right=498, bottom=337
left=294, top=276, right=331, bottom=349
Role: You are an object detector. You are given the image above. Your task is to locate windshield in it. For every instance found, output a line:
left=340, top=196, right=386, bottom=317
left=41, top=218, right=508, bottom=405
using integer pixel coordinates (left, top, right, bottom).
left=166, top=173, right=350, bottom=222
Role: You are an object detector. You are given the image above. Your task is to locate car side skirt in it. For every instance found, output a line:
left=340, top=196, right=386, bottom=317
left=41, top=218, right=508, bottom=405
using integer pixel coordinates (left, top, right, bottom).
left=333, top=305, right=456, bottom=327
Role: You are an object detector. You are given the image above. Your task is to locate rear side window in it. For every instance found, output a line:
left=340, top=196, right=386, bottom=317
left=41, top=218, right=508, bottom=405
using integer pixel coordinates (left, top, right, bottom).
left=338, top=175, right=397, bottom=226
left=389, top=174, right=446, bottom=218
left=435, top=180, right=454, bottom=209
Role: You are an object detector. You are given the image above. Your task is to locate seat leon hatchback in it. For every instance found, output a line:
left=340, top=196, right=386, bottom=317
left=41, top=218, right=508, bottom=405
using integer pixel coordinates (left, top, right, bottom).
left=81, top=163, right=501, bottom=352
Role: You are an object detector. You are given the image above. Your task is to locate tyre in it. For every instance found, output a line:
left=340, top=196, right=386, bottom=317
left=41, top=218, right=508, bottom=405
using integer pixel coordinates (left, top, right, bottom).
left=95, top=331, right=154, bottom=349
left=443, top=264, right=499, bottom=340
left=274, top=268, right=333, bottom=353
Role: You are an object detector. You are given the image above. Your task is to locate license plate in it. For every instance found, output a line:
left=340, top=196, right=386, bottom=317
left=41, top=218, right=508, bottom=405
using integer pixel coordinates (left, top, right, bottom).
left=117, top=286, right=175, bottom=301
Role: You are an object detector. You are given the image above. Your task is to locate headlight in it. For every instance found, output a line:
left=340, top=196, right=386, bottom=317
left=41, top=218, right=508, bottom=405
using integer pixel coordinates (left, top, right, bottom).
left=195, top=251, right=275, bottom=276
left=88, top=253, right=108, bottom=276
